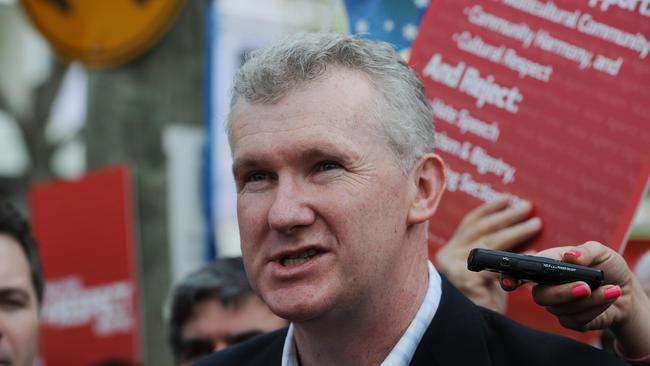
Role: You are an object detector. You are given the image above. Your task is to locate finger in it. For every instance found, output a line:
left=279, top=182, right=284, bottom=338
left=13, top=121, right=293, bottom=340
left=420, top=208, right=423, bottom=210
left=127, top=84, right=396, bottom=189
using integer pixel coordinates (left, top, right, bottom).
left=471, top=284, right=508, bottom=313
left=455, top=266, right=501, bottom=288
left=480, top=269, right=501, bottom=282
left=538, top=241, right=609, bottom=267
left=559, top=241, right=617, bottom=268
left=455, top=273, right=493, bottom=298
left=460, top=195, right=511, bottom=227
left=468, top=201, right=535, bottom=242
left=554, top=242, right=631, bottom=285
left=532, top=280, right=622, bottom=306
left=555, top=303, right=612, bottom=332
left=532, top=282, right=589, bottom=306
left=559, top=242, right=597, bottom=266
left=461, top=273, right=508, bottom=312
left=499, top=275, right=521, bottom=291
left=550, top=300, right=611, bottom=319
left=478, top=216, right=542, bottom=251
left=532, top=245, right=574, bottom=261
left=542, top=285, right=621, bottom=315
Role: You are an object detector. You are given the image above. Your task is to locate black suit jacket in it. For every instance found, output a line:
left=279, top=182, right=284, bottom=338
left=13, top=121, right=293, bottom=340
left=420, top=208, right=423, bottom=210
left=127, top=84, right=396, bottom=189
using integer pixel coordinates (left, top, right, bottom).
left=196, top=276, right=628, bottom=365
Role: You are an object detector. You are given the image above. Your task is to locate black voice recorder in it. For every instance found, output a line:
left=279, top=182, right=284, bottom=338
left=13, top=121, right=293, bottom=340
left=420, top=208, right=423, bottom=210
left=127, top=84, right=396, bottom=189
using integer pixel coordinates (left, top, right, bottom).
left=467, top=248, right=605, bottom=289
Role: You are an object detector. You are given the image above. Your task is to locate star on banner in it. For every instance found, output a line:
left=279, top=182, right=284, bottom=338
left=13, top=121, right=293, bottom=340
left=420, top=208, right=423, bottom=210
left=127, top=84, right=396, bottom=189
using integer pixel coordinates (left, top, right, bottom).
left=344, top=0, right=430, bottom=52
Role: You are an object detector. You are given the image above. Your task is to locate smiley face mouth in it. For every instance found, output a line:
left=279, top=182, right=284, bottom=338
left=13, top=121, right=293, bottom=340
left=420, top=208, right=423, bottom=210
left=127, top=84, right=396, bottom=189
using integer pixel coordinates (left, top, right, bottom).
left=280, top=248, right=323, bottom=267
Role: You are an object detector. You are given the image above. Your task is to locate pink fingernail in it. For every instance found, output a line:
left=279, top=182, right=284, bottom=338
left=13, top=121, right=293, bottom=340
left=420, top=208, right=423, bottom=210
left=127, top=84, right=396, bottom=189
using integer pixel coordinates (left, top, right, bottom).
left=565, top=249, right=582, bottom=258
left=502, top=278, right=513, bottom=288
left=571, top=284, right=589, bottom=298
left=604, top=286, right=621, bottom=300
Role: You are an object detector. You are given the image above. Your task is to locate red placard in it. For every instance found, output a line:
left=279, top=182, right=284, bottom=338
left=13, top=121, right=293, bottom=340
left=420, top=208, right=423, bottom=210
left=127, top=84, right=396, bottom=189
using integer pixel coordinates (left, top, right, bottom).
left=624, top=238, right=650, bottom=270
left=29, top=165, right=141, bottom=366
left=411, top=0, right=650, bottom=253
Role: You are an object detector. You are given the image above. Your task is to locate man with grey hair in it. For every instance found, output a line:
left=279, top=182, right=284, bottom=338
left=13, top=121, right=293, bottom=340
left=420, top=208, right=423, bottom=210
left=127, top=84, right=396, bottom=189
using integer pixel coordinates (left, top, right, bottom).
left=198, top=32, right=650, bottom=365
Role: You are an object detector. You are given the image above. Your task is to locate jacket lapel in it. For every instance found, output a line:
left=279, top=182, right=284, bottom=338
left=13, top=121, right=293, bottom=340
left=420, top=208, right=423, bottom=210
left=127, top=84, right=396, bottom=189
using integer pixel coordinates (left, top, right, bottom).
left=410, top=276, right=493, bottom=366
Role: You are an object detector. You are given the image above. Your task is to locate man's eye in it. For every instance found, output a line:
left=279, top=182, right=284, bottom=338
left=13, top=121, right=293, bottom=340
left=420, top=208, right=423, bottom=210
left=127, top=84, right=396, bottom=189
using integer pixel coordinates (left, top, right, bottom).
left=317, top=161, right=342, bottom=171
left=246, top=171, right=269, bottom=182
left=0, top=298, right=27, bottom=311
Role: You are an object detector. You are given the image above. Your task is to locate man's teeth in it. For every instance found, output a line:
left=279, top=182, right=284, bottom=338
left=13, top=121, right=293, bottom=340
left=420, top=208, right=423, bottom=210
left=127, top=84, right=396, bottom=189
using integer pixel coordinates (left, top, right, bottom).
left=281, top=249, right=319, bottom=267
left=283, top=257, right=309, bottom=267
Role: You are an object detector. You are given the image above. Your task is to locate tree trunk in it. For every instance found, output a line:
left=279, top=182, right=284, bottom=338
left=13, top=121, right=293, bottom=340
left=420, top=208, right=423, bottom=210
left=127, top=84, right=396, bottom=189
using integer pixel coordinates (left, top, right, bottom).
left=84, top=1, right=207, bottom=364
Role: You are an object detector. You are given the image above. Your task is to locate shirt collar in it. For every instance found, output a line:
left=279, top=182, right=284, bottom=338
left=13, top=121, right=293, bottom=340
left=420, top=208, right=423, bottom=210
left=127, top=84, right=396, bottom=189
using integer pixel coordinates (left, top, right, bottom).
left=281, top=261, right=442, bottom=366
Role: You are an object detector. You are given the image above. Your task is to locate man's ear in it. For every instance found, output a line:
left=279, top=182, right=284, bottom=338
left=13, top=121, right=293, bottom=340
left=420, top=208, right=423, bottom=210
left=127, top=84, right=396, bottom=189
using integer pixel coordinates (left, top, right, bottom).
left=407, top=153, right=446, bottom=225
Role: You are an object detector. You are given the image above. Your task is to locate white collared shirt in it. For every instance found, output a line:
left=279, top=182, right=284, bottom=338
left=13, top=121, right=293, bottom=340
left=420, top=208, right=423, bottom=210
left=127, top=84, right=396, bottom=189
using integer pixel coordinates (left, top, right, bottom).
left=281, top=261, right=442, bottom=366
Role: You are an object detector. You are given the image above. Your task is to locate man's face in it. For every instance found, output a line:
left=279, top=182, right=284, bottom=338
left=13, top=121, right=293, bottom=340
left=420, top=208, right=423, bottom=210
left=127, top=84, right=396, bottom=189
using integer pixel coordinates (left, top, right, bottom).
left=0, top=233, right=40, bottom=366
left=179, top=296, right=286, bottom=365
left=231, top=68, right=416, bottom=322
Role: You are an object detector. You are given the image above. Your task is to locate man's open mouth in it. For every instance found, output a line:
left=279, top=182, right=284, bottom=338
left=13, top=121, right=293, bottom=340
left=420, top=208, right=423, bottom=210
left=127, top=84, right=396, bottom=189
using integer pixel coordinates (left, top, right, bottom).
left=280, top=248, right=323, bottom=267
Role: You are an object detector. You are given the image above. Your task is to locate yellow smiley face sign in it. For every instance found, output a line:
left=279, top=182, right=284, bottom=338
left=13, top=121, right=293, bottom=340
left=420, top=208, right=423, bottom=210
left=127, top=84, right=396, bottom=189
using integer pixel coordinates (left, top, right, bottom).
left=20, top=0, right=186, bottom=69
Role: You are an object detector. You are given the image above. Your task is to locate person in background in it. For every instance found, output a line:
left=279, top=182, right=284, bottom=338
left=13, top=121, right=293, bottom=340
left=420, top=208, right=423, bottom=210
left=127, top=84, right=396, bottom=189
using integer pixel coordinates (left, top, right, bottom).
left=0, top=200, right=43, bottom=366
left=167, top=257, right=286, bottom=365
left=196, top=32, right=650, bottom=365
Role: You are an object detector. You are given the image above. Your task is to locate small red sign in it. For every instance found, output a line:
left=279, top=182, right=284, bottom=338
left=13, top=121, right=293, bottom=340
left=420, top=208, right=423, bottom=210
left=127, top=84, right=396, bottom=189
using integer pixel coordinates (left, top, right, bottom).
left=30, top=165, right=141, bottom=366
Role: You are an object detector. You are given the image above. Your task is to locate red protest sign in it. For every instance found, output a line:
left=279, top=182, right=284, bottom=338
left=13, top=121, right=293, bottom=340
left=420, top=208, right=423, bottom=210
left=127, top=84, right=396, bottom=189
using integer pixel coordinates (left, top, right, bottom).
left=411, top=0, right=650, bottom=253
left=29, top=165, right=141, bottom=366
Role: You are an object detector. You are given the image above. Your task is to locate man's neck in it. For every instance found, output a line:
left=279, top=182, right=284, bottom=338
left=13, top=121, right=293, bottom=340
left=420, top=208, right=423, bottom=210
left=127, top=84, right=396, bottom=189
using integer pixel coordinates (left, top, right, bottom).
left=291, top=251, right=430, bottom=366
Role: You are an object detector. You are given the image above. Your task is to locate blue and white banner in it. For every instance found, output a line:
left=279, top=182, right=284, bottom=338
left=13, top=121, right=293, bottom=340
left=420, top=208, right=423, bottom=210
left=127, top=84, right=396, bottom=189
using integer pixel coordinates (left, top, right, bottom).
left=344, top=0, right=430, bottom=54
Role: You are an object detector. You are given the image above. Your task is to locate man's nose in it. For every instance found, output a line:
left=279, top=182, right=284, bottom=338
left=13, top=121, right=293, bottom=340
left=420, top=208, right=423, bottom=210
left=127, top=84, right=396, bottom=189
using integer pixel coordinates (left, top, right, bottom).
left=267, top=177, right=315, bottom=234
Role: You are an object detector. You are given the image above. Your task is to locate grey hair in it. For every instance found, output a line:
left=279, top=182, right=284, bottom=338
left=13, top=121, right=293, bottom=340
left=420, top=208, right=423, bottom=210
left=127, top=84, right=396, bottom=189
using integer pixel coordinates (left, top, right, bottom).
left=226, top=32, right=435, bottom=170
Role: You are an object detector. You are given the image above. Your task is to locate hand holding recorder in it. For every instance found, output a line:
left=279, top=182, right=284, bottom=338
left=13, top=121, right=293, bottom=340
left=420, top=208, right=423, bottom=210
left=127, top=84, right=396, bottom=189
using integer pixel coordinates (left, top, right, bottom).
left=471, top=241, right=650, bottom=360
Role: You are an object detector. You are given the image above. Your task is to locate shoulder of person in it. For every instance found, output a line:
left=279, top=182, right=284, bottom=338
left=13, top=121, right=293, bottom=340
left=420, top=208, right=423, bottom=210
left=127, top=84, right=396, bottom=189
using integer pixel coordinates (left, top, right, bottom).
left=427, top=276, right=627, bottom=366
left=478, top=303, right=628, bottom=365
left=194, top=327, right=288, bottom=366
